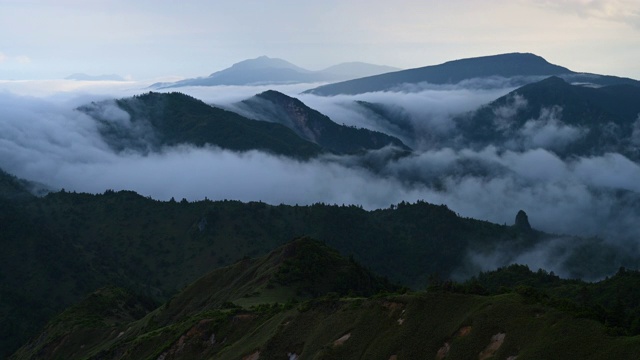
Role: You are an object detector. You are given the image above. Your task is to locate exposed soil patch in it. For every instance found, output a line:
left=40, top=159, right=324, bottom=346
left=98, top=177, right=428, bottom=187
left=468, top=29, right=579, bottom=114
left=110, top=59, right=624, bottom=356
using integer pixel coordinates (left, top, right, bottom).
left=333, top=333, right=351, bottom=346
left=243, top=350, right=260, bottom=360
left=436, top=342, right=450, bottom=360
left=478, top=333, right=506, bottom=360
left=457, top=326, right=472, bottom=337
left=382, top=301, right=405, bottom=311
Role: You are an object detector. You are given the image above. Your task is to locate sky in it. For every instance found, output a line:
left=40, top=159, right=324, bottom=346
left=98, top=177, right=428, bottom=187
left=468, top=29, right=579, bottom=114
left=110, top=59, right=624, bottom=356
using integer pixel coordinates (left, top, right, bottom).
left=1, top=0, right=639, bottom=80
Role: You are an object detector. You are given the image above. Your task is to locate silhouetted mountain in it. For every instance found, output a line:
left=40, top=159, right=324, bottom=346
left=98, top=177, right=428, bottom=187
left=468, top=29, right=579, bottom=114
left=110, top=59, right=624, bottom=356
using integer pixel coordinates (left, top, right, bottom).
left=304, top=53, right=640, bottom=95
left=456, top=76, right=640, bottom=160
left=152, top=56, right=399, bottom=88
left=65, top=73, right=126, bottom=81
left=235, top=90, right=411, bottom=153
left=78, top=92, right=322, bottom=159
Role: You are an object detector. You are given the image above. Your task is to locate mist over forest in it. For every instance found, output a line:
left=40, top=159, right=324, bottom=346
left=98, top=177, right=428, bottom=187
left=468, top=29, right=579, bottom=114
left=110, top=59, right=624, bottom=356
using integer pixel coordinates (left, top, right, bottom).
left=2, top=74, right=640, bottom=281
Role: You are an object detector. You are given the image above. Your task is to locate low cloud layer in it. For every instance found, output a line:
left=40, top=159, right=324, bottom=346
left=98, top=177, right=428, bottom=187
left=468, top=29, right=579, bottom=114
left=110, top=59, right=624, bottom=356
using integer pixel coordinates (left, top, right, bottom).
left=296, top=83, right=516, bottom=149
left=1, top=80, right=639, bottom=280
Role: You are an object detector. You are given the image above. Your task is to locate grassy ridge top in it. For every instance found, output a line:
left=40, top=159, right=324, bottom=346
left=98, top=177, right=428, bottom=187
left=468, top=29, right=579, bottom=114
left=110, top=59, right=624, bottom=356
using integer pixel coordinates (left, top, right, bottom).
left=13, top=238, right=640, bottom=359
left=0, top=187, right=634, bottom=357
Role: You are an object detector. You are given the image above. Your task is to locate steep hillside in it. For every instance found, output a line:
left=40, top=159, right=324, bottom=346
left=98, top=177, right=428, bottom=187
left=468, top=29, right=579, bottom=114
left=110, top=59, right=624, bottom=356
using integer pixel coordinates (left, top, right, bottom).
left=11, top=238, right=396, bottom=359
left=78, top=92, right=322, bottom=159
left=1, top=187, right=633, bottom=357
left=455, top=76, right=640, bottom=160
left=13, top=240, right=640, bottom=360
left=304, top=52, right=640, bottom=96
left=0, top=168, right=35, bottom=200
left=236, top=90, right=411, bottom=153
left=464, top=265, right=640, bottom=336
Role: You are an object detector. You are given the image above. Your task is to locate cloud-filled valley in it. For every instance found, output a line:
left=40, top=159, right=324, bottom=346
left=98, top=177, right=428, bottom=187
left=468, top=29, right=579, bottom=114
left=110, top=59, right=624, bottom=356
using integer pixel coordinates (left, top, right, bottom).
left=1, top=78, right=639, bottom=279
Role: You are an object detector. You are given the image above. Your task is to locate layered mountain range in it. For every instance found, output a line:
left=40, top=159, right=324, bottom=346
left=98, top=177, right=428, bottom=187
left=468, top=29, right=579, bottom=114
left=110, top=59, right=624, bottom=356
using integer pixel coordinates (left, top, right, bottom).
left=151, top=56, right=400, bottom=88
left=303, top=52, right=640, bottom=95
left=3, top=52, right=640, bottom=358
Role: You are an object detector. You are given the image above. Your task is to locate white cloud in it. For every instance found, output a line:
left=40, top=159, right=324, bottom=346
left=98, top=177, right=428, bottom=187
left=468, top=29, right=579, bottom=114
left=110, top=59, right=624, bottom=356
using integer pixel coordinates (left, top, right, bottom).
left=516, top=106, right=587, bottom=150
left=632, top=114, right=640, bottom=145
left=1, top=83, right=639, bottom=279
left=492, top=94, right=528, bottom=131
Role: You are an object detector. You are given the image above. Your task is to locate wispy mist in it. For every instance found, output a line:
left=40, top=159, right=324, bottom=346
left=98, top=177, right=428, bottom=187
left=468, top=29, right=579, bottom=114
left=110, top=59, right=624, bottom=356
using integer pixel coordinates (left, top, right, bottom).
left=1, top=80, right=639, bottom=279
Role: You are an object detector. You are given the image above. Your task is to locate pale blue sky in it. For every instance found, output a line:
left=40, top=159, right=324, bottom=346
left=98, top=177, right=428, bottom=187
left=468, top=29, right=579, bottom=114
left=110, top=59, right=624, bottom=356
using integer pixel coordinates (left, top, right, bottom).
left=1, top=0, right=639, bottom=80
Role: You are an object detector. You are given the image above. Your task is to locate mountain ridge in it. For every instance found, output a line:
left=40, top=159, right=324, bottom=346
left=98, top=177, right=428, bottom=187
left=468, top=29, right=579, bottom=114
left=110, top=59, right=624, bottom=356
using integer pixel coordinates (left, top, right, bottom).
left=152, top=56, right=400, bottom=88
left=12, top=238, right=640, bottom=360
left=235, top=90, right=411, bottom=154
left=303, top=52, right=640, bottom=95
left=78, top=91, right=322, bottom=159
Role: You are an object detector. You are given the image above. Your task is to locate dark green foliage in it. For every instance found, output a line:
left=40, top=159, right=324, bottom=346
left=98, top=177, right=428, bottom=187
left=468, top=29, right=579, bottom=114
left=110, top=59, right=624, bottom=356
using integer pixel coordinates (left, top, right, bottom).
left=272, top=237, right=396, bottom=297
left=79, top=92, right=322, bottom=159
left=0, top=168, right=39, bottom=200
left=14, top=270, right=640, bottom=359
left=461, top=264, right=640, bottom=336
left=0, top=189, right=632, bottom=357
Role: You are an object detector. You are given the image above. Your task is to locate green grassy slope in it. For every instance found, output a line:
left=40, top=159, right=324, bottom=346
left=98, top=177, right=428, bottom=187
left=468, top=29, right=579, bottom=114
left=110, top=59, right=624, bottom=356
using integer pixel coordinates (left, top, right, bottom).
left=0, top=189, right=633, bottom=357
left=12, top=239, right=640, bottom=360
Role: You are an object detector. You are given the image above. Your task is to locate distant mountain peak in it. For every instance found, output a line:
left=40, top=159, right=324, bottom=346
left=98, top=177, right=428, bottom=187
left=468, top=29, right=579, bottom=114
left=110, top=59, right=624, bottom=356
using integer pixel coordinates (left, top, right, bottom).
left=153, top=57, right=399, bottom=88
left=224, top=56, right=309, bottom=73
left=303, top=52, right=574, bottom=95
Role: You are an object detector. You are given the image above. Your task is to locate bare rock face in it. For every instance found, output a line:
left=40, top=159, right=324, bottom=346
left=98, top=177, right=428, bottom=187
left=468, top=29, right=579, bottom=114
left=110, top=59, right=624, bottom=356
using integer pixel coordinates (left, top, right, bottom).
left=515, top=210, right=532, bottom=231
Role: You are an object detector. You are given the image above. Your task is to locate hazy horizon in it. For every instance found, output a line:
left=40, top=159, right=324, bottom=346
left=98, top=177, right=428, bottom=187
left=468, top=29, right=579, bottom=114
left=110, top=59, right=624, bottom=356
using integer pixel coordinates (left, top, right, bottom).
left=1, top=0, right=639, bottom=80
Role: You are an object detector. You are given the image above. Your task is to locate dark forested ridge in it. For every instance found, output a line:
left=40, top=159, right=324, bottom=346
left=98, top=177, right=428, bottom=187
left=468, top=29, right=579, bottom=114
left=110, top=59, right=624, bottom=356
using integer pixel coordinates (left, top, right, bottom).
left=78, top=92, right=322, bottom=159
left=1, top=186, right=635, bottom=357
left=236, top=90, right=411, bottom=154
